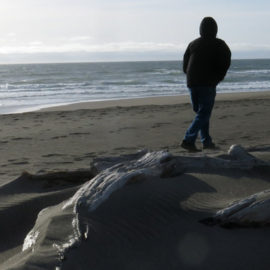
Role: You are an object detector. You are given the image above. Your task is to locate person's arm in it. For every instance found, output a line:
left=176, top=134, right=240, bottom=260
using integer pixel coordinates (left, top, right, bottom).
left=217, top=41, right=231, bottom=82
left=183, top=45, right=190, bottom=74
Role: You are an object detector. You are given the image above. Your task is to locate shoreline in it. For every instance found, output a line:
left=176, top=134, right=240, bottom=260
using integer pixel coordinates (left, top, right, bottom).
left=35, top=90, right=270, bottom=112
left=39, top=90, right=270, bottom=112
left=1, top=90, right=269, bottom=115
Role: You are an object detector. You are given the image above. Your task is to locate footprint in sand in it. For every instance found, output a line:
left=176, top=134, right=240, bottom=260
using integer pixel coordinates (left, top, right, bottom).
left=83, top=153, right=97, bottom=158
left=218, top=114, right=234, bottom=119
left=69, top=132, right=91, bottom=136
left=42, top=153, right=65, bottom=158
left=11, top=161, right=30, bottom=165
left=117, top=127, right=136, bottom=132
left=151, top=122, right=171, bottom=128
left=51, top=135, right=68, bottom=140
left=245, top=112, right=257, bottom=116
left=11, top=137, right=32, bottom=141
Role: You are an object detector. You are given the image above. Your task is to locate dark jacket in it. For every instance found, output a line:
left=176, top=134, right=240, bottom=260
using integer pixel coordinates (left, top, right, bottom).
left=183, top=17, right=231, bottom=87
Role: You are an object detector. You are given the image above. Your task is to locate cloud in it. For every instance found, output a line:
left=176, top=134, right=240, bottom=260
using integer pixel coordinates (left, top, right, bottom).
left=7, top=32, right=16, bottom=37
left=28, top=41, right=43, bottom=46
left=68, top=36, right=94, bottom=42
left=0, top=41, right=186, bottom=54
left=0, top=40, right=269, bottom=62
left=88, top=42, right=186, bottom=52
left=231, top=42, right=270, bottom=52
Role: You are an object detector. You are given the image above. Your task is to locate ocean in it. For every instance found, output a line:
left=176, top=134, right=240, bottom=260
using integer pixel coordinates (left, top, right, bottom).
left=0, top=59, right=270, bottom=114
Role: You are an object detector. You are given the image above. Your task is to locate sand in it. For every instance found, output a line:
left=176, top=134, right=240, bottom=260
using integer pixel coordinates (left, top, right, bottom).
left=0, top=91, right=269, bottom=183
left=0, top=91, right=270, bottom=269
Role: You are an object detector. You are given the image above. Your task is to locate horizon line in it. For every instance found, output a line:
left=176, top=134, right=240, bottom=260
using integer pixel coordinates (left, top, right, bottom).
left=0, top=57, right=270, bottom=65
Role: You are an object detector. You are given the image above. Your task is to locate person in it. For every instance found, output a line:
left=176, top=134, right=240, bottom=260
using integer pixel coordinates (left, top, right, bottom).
left=181, top=16, right=231, bottom=152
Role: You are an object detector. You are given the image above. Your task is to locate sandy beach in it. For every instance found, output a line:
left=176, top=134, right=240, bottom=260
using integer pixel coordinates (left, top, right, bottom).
left=0, top=91, right=269, bottom=183
left=0, top=91, right=270, bottom=269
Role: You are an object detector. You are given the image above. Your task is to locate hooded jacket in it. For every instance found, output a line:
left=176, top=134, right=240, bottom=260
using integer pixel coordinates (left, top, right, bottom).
left=183, top=17, right=231, bottom=87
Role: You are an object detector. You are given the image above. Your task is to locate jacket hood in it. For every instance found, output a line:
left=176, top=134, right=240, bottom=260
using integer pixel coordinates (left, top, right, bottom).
left=200, top=17, right=218, bottom=38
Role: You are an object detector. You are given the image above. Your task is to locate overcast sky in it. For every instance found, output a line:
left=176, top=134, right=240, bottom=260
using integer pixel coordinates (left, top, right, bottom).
left=0, top=0, right=270, bottom=63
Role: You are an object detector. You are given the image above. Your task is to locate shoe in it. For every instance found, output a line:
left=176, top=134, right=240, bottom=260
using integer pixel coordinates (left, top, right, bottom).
left=181, top=140, right=201, bottom=152
left=203, top=142, right=217, bottom=150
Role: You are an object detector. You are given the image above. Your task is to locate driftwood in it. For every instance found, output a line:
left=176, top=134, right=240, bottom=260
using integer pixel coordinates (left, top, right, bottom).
left=13, top=150, right=173, bottom=270
left=5, top=145, right=269, bottom=270
left=63, top=150, right=173, bottom=212
left=198, top=145, right=270, bottom=228
left=91, top=144, right=268, bottom=175
left=201, top=190, right=270, bottom=228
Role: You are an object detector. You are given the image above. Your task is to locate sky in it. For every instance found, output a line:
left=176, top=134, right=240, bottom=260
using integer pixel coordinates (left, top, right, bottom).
left=0, top=0, right=270, bottom=63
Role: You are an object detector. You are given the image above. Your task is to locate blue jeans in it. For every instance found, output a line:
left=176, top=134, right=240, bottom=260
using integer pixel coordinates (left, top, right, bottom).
left=184, top=87, right=216, bottom=145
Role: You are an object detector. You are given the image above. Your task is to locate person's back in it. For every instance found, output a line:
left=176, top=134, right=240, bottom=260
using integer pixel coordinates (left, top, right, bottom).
left=183, top=17, right=231, bottom=88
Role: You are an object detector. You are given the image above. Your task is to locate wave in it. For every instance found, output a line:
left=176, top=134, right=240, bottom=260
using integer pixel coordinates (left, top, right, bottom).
left=150, top=69, right=182, bottom=75
left=220, top=80, right=270, bottom=91
left=229, top=69, right=270, bottom=75
left=1, top=60, right=270, bottom=114
left=101, top=80, right=144, bottom=86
